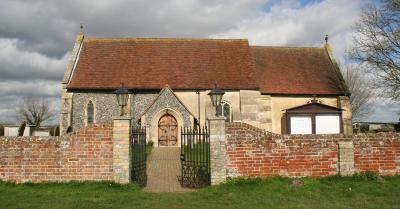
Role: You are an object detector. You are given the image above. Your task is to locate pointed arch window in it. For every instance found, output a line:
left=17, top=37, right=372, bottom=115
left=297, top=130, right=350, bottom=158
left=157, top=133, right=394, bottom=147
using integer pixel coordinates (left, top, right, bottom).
left=87, top=100, right=94, bottom=124
left=216, top=101, right=231, bottom=122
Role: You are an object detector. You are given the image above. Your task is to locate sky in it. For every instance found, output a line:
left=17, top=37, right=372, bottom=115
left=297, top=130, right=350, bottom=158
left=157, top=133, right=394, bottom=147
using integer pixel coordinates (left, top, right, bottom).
left=0, top=0, right=398, bottom=124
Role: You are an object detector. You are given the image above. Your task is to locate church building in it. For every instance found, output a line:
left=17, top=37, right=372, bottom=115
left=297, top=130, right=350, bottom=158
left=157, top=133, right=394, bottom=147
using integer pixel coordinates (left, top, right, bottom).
left=60, top=31, right=352, bottom=147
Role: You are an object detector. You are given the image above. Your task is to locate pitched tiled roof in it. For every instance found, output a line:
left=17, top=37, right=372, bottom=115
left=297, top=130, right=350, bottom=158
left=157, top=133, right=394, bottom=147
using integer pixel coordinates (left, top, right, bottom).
left=251, top=46, right=347, bottom=95
left=66, top=37, right=348, bottom=95
left=67, top=38, right=257, bottom=90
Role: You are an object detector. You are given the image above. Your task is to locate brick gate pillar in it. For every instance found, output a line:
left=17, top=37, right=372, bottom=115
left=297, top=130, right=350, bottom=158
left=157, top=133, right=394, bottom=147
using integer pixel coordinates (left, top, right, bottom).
left=208, top=116, right=227, bottom=185
left=113, top=117, right=131, bottom=184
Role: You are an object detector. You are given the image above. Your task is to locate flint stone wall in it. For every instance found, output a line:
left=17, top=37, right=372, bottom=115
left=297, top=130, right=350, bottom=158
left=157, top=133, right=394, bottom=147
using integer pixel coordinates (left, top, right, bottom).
left=71, top=92, right=159, bottom=130
left=72, top=92, right=120, bottom=131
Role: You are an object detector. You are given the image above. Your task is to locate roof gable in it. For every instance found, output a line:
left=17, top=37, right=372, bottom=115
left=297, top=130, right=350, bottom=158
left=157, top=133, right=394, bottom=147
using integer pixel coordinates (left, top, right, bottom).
left=138, top=86, right=195, bottom=121
left=286, top=102, right=343, bottom=113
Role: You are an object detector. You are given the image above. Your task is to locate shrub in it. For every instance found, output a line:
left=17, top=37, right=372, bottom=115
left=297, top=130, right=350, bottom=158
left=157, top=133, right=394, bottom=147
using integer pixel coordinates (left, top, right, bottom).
left=147, top=141, right=154, bottom=147
left=360, top=123, right=370, bottom=133
left=395, top=122, right=400, bottom=132
left=353, top=171, right=379, bottom=181
left=225, top=177, right=263, bottom=186
left=146, top=141, right=154, bottom=155
left=50, top=126, right=60, bottom=136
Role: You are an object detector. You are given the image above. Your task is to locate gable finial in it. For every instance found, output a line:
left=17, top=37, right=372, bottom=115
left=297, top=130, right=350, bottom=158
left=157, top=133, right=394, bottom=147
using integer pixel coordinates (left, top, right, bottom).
left=308, top=95, right=323, bottom=104
left=75, top=23, right=84, bottom=43
left=309, top=95, right=318, bottom=103
left=325, top=34, right=328, bottom=44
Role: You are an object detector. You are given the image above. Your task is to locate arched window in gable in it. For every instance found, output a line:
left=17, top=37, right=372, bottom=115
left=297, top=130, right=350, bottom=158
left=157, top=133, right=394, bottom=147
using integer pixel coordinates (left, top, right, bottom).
left=87, top=100, right=94, bottom=124
left=216, top=101, right=231, bottom=122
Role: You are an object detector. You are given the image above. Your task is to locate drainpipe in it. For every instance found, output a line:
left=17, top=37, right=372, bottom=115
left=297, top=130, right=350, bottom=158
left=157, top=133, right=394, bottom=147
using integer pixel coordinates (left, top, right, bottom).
left=196, top=91, right=200, bottom=128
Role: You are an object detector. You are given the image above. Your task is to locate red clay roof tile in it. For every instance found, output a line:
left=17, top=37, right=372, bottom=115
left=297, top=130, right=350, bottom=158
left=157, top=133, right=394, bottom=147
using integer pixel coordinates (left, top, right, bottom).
left=67, top=38, right=257, bottom=90
left=251, top=46, right=347, bottom=95
left=67, top=37, right=347, bottom=95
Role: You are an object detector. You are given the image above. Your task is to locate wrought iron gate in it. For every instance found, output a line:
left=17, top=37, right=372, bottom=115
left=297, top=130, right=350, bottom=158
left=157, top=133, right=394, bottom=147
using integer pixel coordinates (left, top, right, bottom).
left=178, top=126, right=210, bottom=188
left=131, top=126, right=147, bottom=187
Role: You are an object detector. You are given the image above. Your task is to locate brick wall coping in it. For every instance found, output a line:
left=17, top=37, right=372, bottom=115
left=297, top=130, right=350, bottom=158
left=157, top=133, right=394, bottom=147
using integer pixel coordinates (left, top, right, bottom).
left=226, top=122, right=400, bottom=141
left=0, top=123, right=112, bottom=142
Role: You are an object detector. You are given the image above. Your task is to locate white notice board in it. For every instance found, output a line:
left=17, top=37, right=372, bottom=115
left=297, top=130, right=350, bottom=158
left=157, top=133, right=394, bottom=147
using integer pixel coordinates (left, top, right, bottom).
left=290, top=116, right=312, bottom=134
left=315, top=115, right=340, bottom=134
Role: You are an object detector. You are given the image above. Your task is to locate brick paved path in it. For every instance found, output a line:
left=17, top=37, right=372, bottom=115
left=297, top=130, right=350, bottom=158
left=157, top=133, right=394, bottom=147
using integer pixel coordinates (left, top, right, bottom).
left=143, top=147, right=193, bottom=192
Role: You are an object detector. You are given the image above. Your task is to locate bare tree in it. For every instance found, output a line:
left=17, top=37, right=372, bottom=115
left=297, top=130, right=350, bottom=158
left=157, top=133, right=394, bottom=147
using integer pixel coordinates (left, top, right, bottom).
left=16, top=97, right=54, bottom=128
left=349, top=0, right=400, bottom=100
left=342, top=65, right=375, bottom=120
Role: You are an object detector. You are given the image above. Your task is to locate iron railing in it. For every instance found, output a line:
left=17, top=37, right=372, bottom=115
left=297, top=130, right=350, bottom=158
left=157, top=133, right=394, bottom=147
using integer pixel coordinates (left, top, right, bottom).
left=178, top=126, right=210, bottom=188
left=131, top=126, right=147, bottom=187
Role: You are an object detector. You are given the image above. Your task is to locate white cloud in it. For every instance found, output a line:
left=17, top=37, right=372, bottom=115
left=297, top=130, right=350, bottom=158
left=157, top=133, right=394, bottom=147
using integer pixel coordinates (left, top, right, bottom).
left=0, top=0, right=268, bottom=123
left=367, top=102, right=400, bottom=122
left=0, top=39, right=64, bottom=123
left=212, top=0, right=362, bottom=63
left=0, top=38, right=68, bottom=81
left=0, top=0, right=266, bottom=56
left=0, top=80, right=60, bottom=97
left=0, top=92, right=60, bottom=125
left=0, top=0, right=397, bottom=123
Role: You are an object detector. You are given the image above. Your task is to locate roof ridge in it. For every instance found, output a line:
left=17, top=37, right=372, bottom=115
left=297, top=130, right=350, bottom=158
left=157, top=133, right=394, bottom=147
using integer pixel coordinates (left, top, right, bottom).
left=250, top=45, right=323, bottom=49
left=85, top=37, right=249, bottom=42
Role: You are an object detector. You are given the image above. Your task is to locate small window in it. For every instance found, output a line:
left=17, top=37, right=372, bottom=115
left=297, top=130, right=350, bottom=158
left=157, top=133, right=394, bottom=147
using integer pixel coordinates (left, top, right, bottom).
left=216, top=101, right=231, bottom=122
left=87, top=101, right=94, bottom=124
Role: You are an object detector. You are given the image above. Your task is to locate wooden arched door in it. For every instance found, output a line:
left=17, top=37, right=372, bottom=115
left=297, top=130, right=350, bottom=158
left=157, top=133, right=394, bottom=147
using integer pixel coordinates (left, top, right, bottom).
left=158, top=114, right=178, bottom=146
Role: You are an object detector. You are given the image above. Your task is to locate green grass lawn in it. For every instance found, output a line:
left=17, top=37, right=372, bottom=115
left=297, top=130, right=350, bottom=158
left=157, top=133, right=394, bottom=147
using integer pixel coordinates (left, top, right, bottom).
left=0, top=175, right=399, bottom=209
left=183, top=142, right=209, bottom=162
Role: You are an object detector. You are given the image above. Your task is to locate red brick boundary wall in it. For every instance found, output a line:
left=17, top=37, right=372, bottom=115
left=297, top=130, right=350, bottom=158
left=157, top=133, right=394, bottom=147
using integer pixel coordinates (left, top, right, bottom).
left=354, top=135, right=400, bottom=175
left=0, top=123, right=113, bottom=183
left=1, top=121, right=398, bottom=184
left=226, top=122, right=400, bottom=178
